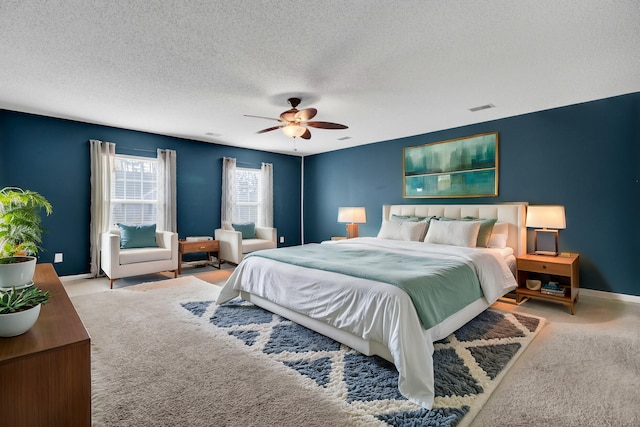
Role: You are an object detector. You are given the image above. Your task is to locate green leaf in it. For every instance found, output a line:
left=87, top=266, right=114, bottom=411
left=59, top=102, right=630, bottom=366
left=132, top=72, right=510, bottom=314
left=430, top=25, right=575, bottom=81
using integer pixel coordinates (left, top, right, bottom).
left=0, top=187, right=53, bottom=257
left=0, top=286, right=50, bottom=314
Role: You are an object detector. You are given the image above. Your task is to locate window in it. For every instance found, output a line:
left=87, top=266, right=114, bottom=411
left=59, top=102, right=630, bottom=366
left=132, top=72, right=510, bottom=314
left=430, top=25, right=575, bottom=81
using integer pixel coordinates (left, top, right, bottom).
left=235, top=168, right=261, bottom=223
left=111, top=155, right=158, bottom=225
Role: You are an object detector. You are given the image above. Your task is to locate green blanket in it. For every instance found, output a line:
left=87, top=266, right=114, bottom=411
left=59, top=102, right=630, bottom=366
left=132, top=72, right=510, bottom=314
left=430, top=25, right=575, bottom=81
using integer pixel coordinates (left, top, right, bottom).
left=246, top=244, right=483, bottom=329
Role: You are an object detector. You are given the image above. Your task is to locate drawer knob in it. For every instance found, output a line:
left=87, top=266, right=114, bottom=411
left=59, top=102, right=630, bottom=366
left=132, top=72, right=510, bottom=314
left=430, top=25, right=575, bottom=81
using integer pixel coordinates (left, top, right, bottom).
left=542, top=265, right=547, bottom=269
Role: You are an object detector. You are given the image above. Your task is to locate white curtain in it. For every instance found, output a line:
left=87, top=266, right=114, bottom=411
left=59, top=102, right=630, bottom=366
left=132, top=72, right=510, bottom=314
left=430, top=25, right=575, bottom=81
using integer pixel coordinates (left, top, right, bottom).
left=157, top=149, right=177, bottom=232
left=259, top=162, right=273, bottom=227
left=89, top=139, right=116, bottom=277
left=221, top=157, right=236, bottom=225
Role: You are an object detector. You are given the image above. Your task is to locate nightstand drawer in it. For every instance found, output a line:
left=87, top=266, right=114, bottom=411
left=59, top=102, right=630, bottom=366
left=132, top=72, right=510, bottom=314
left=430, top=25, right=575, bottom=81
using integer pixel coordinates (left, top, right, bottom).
left=191, top=241, right=219, bottom=252
left=179, top=239, right=219, bottom=254
left=517, top=259, right=571, bottom=276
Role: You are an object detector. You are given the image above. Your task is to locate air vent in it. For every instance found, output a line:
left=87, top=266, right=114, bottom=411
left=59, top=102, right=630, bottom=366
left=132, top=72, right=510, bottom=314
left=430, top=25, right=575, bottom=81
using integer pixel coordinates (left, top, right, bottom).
left=469, top=104, right=495, bottom=112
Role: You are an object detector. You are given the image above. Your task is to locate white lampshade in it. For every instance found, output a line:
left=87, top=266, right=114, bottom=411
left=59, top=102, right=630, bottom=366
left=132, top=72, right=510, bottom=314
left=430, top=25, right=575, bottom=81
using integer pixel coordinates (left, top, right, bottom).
left=281, top=124, right=307, bottom=138
left=526, top=205, right=566, bottom=229
left=337, top=207, right=367, bottom=224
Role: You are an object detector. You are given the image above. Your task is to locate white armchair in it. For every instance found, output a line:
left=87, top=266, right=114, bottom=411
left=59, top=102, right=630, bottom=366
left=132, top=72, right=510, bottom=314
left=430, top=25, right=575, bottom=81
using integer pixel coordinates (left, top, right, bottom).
left=101, top=229, right=179, bottom=288
left=215, top=226, right=277, bottom=265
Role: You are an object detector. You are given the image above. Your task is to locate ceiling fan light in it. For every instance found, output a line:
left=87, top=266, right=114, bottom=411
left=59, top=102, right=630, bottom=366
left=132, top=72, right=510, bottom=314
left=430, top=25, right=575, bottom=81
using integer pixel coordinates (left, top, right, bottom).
left=282, top=124, right=306, bottom=138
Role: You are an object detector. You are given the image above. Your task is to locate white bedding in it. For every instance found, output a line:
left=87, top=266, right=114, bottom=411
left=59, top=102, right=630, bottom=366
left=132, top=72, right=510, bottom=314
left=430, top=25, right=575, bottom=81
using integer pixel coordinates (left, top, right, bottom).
left=217, top=237, right=517, bottom=409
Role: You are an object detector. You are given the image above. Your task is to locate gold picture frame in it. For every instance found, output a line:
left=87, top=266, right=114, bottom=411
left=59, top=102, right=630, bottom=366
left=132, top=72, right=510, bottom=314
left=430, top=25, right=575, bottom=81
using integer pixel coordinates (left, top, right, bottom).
left=403, top=132, right=498, bottom=198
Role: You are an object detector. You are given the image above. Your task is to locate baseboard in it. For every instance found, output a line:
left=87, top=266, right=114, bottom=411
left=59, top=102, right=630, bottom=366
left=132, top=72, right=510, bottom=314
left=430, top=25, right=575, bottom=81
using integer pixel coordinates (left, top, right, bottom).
left=59, top=273, right=93, bottom=282
left=580, top=288, right=640, bottom=304
left=57, top=272, right=640, bottom=304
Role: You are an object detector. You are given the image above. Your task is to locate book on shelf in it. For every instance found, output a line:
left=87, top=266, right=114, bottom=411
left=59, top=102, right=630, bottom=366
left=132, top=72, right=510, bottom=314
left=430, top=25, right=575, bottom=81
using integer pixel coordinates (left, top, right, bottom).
left=541, top=282, right=562, bottom=290
left=540, top=288, right=567, bottom=296
left=539, top=281, right=566, bottom=296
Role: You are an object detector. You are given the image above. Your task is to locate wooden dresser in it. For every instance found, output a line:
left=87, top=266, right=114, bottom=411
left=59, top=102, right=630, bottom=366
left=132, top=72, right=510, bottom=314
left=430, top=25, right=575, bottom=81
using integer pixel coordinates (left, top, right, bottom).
left=0, top=264, right=91, bottom=426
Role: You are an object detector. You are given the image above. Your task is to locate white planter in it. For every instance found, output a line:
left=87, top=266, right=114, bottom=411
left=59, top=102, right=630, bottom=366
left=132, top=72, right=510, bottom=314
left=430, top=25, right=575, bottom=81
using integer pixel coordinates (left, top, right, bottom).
left=0, top=303, right=41, bottom=337
left=0, top=256, right=37, bottom=288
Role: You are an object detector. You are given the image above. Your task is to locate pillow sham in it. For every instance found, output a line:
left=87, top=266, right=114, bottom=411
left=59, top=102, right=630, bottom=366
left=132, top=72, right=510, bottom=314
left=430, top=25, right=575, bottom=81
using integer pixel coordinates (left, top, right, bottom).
left=488, top=222, right=509, bottom=248
left=377, top=220, right=427, bottom=241
left=487, top=233, right=508, bottom=249
left=117, top=223, right=159, bottom=249
left=389, top=214, right=436, bottom=240
left=462, top=217, right=498, bottom=247
left=232, top=222, right=257, bottom=239
left=390, top=214, right=421, bottom=222
left=490, top=221, right=508, bottom=237
left=424, top=220, right=481, bottom=248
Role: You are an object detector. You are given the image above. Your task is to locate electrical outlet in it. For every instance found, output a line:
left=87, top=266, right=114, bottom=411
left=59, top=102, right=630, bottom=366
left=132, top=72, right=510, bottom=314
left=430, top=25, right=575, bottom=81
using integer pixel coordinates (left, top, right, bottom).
left=54, top=253, right=63, bottom=263
left=279, top=236, right=285, bottom=243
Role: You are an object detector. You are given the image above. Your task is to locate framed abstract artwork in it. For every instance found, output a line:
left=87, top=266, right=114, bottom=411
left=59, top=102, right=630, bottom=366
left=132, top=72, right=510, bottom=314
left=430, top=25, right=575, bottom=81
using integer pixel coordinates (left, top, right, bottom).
left=403, top=132, right=498, bottom=198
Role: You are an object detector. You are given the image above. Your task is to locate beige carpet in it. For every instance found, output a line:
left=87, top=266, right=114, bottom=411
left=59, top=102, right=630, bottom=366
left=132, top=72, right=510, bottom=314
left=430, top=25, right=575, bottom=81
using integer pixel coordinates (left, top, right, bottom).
left=72, top=276, right=364, bottom=427
left=70, top=276, right=640, bottom=426
left=470, top=299, right=640, bottom=427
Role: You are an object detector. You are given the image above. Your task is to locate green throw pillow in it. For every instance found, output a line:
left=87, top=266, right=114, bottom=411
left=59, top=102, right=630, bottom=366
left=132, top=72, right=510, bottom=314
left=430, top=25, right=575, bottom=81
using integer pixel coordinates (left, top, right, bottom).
left=462, top=217, right=497, bottom=247
left=391, top=214, right=421, bottom=222
left=391, top=214, right=435, bottom=223
left=232, top=222, right=257, bottom=239
left=117, top=224, right=159, bottom=249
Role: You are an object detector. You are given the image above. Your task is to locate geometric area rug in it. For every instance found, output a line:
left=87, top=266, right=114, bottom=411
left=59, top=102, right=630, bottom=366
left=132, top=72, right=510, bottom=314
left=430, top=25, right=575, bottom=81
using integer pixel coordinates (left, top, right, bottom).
left=181, top=299, right=545, bottom=427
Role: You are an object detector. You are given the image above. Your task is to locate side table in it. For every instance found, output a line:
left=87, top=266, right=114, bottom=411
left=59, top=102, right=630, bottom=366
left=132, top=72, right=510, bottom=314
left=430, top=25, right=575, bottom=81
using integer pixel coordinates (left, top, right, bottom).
left=515, top=253, right=580, bottom=314
left=0, top=264, right=91, bottom=426
left=178, top=239, right=220, bottom=274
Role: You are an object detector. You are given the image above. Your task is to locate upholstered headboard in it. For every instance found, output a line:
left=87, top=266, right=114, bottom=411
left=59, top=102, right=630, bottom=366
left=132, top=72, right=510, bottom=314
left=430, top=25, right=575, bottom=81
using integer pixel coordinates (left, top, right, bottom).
left=382, top=203, right=527, bottom=256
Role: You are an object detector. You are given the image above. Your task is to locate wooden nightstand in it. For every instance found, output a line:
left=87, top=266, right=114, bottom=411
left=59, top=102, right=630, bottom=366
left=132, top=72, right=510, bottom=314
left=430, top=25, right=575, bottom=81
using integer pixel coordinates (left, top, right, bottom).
left=515, top=253, right=580, bottom=314
left=178, top=239, right=220, bottom=274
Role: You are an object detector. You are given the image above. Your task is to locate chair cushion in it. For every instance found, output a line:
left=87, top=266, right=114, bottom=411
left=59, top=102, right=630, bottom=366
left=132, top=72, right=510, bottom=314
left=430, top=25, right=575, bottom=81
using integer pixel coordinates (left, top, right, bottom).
left=117, top=224, right=159, bottom=249
left=232, top=222, right=257, bottom=239
left=242, top=239, right=276, bottom=254
left=119, top=247, right=172, bottom=265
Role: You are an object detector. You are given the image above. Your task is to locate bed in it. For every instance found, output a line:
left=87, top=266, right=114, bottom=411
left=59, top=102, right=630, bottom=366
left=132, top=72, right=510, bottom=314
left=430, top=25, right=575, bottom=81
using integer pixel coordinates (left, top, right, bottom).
left=217, top=203, right=526, bottom=408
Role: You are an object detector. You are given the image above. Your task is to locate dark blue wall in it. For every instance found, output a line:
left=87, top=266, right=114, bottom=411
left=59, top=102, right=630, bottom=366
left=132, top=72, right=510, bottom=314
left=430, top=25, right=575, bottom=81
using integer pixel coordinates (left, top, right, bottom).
left=0, top=116, right=5, bottom=184
left=304, top=93, right=640, bottom=297
left=0, top=110, right=302, bottom=276
left=2, top=92, right=638, bottom=296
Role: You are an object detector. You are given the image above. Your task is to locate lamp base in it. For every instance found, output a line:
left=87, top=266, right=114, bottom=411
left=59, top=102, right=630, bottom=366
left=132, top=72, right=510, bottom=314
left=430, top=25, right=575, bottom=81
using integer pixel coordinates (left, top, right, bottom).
left=346, top=223, right=359, bottom=239
left=533, top=229, right=559, bottom=256
left=533, top=250, right=559, bottom=257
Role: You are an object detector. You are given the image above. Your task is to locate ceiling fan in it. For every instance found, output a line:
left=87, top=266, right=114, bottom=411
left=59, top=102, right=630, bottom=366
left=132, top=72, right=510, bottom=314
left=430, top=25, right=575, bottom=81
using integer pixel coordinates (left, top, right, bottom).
left=245, top=97, right=348, bottom=140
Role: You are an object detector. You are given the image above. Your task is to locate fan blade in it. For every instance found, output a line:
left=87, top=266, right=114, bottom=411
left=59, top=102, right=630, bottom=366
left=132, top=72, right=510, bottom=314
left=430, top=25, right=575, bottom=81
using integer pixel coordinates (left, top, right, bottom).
left=305, top=121, right=348, bottom=130
left=300, top=128, right=311, bottom=139
left=244, top=115, right=281, bottom=122
left=280, top=109, right=297, bottom=122
left=295, top=108, right=317, bottom=122
left=257, top=125, right=282, bottom=134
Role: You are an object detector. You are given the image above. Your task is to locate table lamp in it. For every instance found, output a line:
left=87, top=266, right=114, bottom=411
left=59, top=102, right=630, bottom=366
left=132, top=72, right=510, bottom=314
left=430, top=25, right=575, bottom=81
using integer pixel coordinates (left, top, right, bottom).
left=337, top=207, right=366, bottom=239
left=525, top=205, right=566, bottom=256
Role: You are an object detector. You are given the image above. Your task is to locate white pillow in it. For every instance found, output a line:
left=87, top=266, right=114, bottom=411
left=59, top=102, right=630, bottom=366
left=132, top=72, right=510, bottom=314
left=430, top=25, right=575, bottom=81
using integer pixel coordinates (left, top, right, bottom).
left=402, top=221, right=428, bottom=241
left=488, top=234, right=508, bottom=249
left=488, top=222, right=509, bottom=248
left=424, top=220, right=481, bottom=247
left=221, top=221, right=234, bottom=231
left=377, top=220, right=427, bottom=241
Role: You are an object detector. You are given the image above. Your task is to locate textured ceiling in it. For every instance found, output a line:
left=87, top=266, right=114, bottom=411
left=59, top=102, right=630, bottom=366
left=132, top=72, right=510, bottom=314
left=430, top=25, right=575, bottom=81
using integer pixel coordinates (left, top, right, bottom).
left=1, top=0, right=639, bottom=156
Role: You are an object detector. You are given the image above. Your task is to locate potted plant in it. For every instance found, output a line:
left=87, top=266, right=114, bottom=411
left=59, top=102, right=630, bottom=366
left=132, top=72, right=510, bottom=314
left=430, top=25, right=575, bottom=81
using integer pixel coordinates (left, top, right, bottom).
left=0, top=187, right=53, bottom=288
left=0, top=285, right=50, bottom=337
left=0, top=187, right=53, bottom=257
